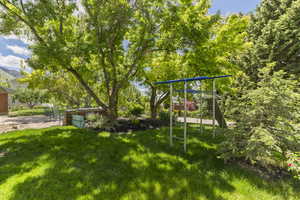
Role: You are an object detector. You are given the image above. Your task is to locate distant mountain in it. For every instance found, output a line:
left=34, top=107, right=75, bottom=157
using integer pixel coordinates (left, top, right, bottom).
left=0, top=67, right=24, bottom=91
left=0, top=66, right=22, bottom=78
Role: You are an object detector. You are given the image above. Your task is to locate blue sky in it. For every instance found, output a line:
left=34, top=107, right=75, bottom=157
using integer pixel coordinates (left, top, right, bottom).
left=209, top=0, right=261, bottom=15
left=0, top=0, right=261, bottom=70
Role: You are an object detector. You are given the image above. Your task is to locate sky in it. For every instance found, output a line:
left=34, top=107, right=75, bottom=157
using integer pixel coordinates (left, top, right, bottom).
left=0, top=0, right=261, bottom=71
left=209, top=0, right=261, bottom=15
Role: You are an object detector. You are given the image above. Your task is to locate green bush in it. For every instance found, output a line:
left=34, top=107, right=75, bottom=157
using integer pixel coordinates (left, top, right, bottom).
left=86, top=113, right=119, bottom=131
left=130, top=118, right=140, bottom=126
left=287, top=151, right=300, bottom=180
left=86, top=114, right=108, bottom=129
left=129, top=105, right=144, bottom=118
left=220, top=66, right=300, bottom=174
left=12, top=88, right=48, bottom=108
left=10, top=105, right=27, bottom=112
left=159, top=111, right=170, bottom=122
left=9, top=108, right=49, bottom=117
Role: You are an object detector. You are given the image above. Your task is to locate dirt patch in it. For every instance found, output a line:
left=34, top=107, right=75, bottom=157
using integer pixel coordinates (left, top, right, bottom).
left=0, top=115, right=60, bottom=134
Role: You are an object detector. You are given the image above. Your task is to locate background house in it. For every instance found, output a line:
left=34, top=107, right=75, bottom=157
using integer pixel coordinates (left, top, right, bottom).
left=0, top=86, right=8, bottom=115
left=0, top=67, right=24, bottom=111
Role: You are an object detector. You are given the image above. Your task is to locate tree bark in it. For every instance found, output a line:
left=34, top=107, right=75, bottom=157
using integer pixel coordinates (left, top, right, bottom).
left=208, top=98, right=228, bottom=128
left=107, top=88, right=119, bottom=121
left=67, top=68, right=108, bottom=110
left=149, top=87, right=169, bottom=119
left=150, top=87, right=157, bottom=119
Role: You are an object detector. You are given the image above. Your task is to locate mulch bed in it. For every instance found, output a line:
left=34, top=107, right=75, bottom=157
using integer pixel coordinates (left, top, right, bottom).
left=87, top=118, right=169, bottom=133
left=228, top=159, right=291, bottom=180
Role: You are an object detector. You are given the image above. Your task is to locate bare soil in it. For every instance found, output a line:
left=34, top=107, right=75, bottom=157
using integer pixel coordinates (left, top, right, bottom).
left=0, top=115, right=60, bottom=134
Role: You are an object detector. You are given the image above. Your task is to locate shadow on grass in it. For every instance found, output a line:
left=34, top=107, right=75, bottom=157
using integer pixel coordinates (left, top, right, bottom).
left=0, top=126, right=299, bottom=200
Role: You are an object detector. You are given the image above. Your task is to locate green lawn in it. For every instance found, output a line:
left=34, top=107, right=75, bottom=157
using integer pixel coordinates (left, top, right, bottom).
left=0, top=126, right=299, bottom=200
left=8, top=108, right=48, bottom=117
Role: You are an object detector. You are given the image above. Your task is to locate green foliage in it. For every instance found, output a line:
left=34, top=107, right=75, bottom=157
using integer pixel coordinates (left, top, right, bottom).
left=12, top=88, right=48, bottom=108
left=130, top=118, right=140, bottom=126
left=20, top=70, right=93, bottom=108
left=1, top=0, right=186, bottom=119
left=119, top=84, right=146, bottom=117
left=159, top=110, right=170, bottom=122
left=86, top=113, right=108, bottom=129
left=85, top=113, right=119, bottom=132
left=139, top=5, right=248, bottom=119
left=220, top=65, right=300, bottom=170
left=129, top=105, right=144, bottom=118
left=8, top=107, right=49, bottom=117
left=0, top=70, right=11, bottom=88
left=241, top=0, right=300, bottom=79
left=287, top=151, right=300, bottom=180
left=184, top=14, right=249, bottom=78
left=0, top=0, right=246, bottom=120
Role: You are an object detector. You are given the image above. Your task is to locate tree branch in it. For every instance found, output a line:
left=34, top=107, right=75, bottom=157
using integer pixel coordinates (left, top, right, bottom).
left=0, top=0, right=45, bottom=44
left=67, top=67, right=108, bottom=110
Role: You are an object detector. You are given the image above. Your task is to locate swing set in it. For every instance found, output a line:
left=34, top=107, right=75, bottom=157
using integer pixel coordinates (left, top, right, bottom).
left=155, top=75, right=231, bottom=152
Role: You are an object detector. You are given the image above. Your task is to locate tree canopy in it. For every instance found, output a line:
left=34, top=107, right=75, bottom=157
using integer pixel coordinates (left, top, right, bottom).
left=241, top=0, right=300, bottom=80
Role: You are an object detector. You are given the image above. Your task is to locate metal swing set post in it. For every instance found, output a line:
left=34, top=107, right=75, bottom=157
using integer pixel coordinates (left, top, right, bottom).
left=212, top=79, right=216, bottom=137
left=169, top=83, right=173, bottom=147
left=156, top=75, right=231, bottom=153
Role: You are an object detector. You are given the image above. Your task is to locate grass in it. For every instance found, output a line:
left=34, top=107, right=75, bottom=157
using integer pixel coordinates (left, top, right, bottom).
left=8, top=108, right=49, bottom=117
left=0, top=126, right=299, bottom=200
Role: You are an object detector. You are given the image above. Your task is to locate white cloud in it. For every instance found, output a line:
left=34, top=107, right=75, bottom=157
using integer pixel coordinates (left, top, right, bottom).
left=2, top=35, right=19, bottom=40
left=2, top=34, right=33, bottom=45
left=7, top=45, right=31, bottom=57
left=0, top=54, right=25, bottom=68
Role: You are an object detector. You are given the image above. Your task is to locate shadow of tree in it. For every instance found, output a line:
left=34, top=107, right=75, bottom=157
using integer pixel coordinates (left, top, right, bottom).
left=0, top=127, right=299, bottom=200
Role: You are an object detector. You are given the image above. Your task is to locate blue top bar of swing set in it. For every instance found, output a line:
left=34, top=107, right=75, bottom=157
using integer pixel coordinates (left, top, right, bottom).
left=154, top=75, right=232, bottom=85
left=175, top=89, right=209, bottom=94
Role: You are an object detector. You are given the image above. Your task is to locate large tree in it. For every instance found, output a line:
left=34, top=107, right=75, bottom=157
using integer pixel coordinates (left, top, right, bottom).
left=0, top=0, right=175, bottom=120
left=177, top=14, right=250, bottom=126
left=139, top=0, right=220, bottom=119
left=141, top=52, right=183, bottom=119
left=241, top=0, right=300, bottom=80
left=20, top=70, right=93, bottom=108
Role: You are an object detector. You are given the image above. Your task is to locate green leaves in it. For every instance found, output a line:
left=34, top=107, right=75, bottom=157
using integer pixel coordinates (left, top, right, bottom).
left=12, top=87, right=48, bottom=108
left=220, top=65, right=300, bottom=170
left=242, top=0, right=300, bottom=79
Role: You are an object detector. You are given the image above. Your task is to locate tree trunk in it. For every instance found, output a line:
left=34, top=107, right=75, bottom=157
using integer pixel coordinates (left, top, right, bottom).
left=149, top=87, right=169, bottom=119
left=150, top=104, right=158, bottom=119
left=208, top=98, right=228, bottom=128
left=107, top=88, right=119, bottom=121
left=150, top=87, right=158, bottom=119
left=107, top=102, right=118, bottom=121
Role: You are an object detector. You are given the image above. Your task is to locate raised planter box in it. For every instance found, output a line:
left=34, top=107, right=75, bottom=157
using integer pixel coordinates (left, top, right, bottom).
left=64, top=107, right=104, bottom=126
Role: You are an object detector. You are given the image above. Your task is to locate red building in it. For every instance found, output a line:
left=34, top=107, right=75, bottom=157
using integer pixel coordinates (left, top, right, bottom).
left=0, top=87, right=8, bottom=115
left=174, top=101, right=198, bottom=111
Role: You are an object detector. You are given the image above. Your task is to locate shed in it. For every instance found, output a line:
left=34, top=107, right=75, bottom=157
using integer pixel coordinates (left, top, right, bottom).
left=0, top=87, right=8, bottom=115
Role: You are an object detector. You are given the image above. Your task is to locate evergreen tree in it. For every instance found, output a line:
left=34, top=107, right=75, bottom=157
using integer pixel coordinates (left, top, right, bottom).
left=241, top=0, right=300, bottom=80
left=220, top=65, right=300, bottom=168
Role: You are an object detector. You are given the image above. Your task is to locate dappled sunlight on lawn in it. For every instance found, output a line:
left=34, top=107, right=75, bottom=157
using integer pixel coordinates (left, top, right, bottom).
left=0, top=127, right=299, bottom=200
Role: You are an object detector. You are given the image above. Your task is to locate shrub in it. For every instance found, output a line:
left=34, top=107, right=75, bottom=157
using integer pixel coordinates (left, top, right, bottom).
left=219, top=66, right=300, bottom=175
left=129, top=105, right=144, bottom=118
left=12, top=88, right=48, bottom=108
left=86, top=113, right=98, bottom=122
left=86, top=113, right=111, bottom=130
left=130, top=118, right=140, bottom=126
left=287, top=151, right=300, bottom=180
left=159, top=111, right=170, bottom=122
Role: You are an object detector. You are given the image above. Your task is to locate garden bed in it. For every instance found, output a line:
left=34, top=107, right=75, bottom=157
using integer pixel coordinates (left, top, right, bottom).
left=87, top=118, right=169, bottom=132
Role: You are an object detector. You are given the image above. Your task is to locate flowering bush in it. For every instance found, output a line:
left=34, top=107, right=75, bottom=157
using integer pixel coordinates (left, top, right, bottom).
left=287, top=152, right=300, bottom=180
